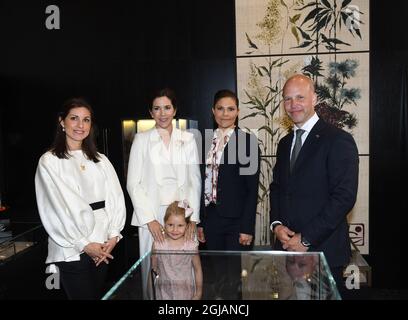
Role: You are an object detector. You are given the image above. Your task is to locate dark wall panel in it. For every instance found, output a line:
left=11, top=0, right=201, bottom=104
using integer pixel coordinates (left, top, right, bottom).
left=0, top=0, right=235, bottom=219
left=370, top=1, right=408, bottom=288
left=0, top=107, right=4, bottom=200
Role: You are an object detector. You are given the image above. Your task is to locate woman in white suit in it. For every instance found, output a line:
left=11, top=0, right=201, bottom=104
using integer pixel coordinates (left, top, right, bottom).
left=127, top=88, right=201, bottom=298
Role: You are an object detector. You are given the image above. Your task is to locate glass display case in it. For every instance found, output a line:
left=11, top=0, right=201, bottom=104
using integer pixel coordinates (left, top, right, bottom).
left=0, top=218, right=11, bottom=243
left=0, top=224, right=43, bottom=264
left=103, top=251, right=340, bottom=300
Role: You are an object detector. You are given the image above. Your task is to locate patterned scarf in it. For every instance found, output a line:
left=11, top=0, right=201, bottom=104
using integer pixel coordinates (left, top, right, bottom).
left=203, top=128, right=234, bottom=206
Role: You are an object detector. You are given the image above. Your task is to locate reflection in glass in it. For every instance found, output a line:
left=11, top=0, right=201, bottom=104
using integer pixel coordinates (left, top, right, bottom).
left=103, top=251, right=340, bottom=300
left=0, top=225, right=44, bottom=263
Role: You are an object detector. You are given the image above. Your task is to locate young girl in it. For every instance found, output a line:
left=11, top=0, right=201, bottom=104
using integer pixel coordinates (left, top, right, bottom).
left=151, top=200, right=203, bottom=300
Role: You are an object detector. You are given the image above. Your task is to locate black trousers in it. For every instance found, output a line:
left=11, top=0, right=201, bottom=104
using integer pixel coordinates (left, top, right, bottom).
left=202, top=204, right=252, bottom=299
left=54, top=253, right=108, bottom=300
left=203, top=203, right=253, bottom=251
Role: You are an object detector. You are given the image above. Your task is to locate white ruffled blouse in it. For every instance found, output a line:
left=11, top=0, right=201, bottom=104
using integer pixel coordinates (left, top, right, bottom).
left=35, top=150, right=126, bottom=263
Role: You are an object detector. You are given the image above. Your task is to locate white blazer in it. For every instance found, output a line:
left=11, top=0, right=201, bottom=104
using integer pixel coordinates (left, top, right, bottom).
left=127, top=127, right=201, bottom=227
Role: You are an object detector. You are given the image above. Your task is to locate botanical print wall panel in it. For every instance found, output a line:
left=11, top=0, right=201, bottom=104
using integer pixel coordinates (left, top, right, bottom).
left=236, top=55, right=289, bottom=157
left=236, top=0, right=369, bottom=56
left=236, top=0, right=370, bottom=253
left=254, top=156, right=275, bottom=245
left=348, top=156, right=369, bottom=253
left=237, top=52, right=369, bottom=155
left=311, top=52, right=369, bottom=155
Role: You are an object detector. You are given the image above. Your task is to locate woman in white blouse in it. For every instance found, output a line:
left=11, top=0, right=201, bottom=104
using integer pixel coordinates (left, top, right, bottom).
left=35, top=98, right=126, bottom=300
left=127, top=88, right=201, bottom=298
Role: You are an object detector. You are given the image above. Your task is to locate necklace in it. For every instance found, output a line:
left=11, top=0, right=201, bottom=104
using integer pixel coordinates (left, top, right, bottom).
left=71, top=151, right=86, bottom=171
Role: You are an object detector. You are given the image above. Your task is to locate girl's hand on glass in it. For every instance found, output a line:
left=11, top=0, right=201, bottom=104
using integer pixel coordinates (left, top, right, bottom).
left=192, top=293, right=202, bottom=300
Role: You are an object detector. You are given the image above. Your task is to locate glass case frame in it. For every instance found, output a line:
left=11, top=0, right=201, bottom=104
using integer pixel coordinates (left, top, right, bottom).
left=103, top=250, right=341, bottom=300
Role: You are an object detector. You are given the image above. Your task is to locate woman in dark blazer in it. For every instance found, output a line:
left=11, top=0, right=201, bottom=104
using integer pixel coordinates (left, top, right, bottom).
left=197, top=89, right=260, bottom=251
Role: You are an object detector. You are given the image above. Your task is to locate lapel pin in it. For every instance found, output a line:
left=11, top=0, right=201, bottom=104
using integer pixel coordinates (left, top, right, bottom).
left=316, top=134, right=320, bottom=138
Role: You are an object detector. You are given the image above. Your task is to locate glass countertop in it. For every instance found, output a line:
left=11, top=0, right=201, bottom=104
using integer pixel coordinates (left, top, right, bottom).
left=103, top=250, right=340, bottom=300
left=0, top=224, right=44, bottom=263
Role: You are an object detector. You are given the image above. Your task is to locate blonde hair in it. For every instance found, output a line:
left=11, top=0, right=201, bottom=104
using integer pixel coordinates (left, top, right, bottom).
left=164, top=201, right=191, bottom=224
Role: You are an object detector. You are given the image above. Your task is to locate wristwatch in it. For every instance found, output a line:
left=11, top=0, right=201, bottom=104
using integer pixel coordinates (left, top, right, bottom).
left=301, top=236, right=311, bottom=248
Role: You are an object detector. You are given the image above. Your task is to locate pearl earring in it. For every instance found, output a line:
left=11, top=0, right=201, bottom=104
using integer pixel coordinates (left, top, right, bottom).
left=62, top=127, right=65, bottom=132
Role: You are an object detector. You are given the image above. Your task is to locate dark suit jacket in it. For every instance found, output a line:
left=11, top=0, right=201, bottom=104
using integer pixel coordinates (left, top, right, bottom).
left=270, top=119, right=359, bottom=267
left=200, top=128, right=260, bottom=235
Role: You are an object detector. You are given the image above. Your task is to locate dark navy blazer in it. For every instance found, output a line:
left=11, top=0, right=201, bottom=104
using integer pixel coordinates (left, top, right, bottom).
left=270, top=119, right=359, bottom=267
left=200, top=128, right=260, bottom=236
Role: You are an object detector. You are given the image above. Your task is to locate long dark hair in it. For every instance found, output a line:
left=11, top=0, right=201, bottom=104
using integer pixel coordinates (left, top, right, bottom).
left=50, top=98, right=100, bottom=162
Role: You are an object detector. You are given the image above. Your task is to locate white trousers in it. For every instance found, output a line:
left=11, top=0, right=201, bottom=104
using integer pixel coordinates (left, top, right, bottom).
left=138, top=205, right=167, bottom=300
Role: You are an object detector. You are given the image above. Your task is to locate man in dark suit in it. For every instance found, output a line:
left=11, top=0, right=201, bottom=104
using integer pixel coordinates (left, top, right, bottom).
left=270, top=75, right=359, bottom=294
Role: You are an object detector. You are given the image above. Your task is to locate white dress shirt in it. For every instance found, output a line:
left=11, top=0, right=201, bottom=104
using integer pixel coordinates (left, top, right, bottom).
left=290, top=112, right=319, bottom=159
left=271, top=112, right=319, bottom=231
left=127, top=126, right=201, bottom=225
left=157, top=137, right=179, bottom=205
